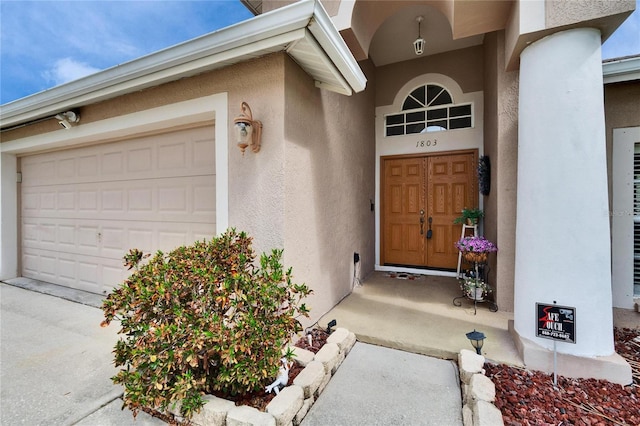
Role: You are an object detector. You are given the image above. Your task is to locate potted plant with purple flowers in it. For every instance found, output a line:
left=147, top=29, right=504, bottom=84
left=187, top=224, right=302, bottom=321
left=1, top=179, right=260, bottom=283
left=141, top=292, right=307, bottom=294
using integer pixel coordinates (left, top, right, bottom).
left=455, top=236, right=497, bottom=264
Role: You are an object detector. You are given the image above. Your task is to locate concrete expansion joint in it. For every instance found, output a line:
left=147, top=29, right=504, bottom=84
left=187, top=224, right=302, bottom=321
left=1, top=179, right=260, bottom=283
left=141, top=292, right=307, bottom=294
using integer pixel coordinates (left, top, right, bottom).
left=64, top=390, right=125, bottom=426
left=458, top=349, right=504, bottom=426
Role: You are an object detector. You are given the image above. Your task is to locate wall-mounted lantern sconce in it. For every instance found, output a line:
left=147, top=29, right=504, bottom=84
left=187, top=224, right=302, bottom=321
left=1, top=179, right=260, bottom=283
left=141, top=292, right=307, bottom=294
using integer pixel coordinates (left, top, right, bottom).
left=55, top=111, right=80, bottom=129
left=466, top=329, right=486, bottom=355
left=233, top=102, right=262, bottom=155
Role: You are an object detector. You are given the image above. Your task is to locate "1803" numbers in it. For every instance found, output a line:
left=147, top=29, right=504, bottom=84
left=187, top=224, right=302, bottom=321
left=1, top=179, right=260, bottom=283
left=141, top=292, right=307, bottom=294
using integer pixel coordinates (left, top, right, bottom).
left=416, top=139, right=437, bottom=148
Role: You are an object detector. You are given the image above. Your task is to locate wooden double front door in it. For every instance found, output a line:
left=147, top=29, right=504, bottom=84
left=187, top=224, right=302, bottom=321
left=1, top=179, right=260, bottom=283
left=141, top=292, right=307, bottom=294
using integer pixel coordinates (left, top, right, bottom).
left=382, top=151, right=478, bottom=269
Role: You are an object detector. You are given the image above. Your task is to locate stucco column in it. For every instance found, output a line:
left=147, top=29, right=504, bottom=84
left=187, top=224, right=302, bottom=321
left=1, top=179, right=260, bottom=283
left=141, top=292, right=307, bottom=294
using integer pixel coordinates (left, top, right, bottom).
left=514, top=29, right=614, bottom=359
left=0, top=153, right=18, bottom=280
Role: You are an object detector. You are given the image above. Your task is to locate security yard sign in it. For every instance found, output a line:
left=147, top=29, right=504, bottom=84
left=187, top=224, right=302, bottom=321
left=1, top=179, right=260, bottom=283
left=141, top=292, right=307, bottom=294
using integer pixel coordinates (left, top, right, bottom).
left=536, top=303, right=576, bottom=344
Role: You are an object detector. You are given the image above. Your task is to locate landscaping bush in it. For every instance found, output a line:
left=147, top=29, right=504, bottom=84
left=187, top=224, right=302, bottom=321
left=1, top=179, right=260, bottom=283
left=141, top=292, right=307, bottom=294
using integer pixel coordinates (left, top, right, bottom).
left=100, top=229, right=312, bottom=419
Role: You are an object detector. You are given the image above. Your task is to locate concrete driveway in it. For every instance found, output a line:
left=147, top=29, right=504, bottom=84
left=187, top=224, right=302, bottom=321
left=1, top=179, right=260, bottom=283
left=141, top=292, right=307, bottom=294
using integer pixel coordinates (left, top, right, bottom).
left=0, top=283, right=162, bottom=425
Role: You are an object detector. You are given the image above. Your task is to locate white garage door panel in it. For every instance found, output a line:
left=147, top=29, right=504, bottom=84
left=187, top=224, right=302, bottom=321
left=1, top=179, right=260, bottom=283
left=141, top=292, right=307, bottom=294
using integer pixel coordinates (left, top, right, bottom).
left=22, top=217, right=214, bottom=255
left=21, top=176, right=216, bottom=223
left=22, top=247, right=130, bottom=294
left=21, top=126, right=216, bottom=294
left=22, top=221, right=215, bottom=294
left=21, top=130, right=215, bottom=186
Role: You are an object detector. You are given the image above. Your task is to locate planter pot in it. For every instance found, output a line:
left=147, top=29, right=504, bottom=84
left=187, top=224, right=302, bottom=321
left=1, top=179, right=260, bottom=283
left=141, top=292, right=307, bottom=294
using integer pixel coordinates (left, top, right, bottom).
left=463, top=252, right=487, bottom=263
left=466, top=287, right=485, bottom=301
left=465, top=218, right=478, bottom=226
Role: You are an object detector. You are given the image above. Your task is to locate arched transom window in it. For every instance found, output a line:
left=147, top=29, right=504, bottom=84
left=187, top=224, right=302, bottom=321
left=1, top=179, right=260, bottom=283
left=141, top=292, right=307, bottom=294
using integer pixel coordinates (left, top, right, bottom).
left=385, top=84, right=472, bottom=136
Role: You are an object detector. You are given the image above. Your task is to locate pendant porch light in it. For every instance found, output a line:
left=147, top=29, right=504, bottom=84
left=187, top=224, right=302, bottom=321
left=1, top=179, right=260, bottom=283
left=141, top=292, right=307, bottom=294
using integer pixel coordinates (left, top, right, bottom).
left=414, top=16, right=425, bottom=56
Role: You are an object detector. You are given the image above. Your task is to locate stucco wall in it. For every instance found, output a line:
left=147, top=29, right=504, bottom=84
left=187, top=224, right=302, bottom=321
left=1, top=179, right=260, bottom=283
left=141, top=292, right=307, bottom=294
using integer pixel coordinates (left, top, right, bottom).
left=225, top=56, right=288, bottom=256
left=483, top=31, right=519, bottom=313
left=261, top=0, right=296, bottom=13
left=545, top=0, right=636, bottom=29
left=504, top=0, right=634, bottom=71
left=319, top=0, right=341, bottom=17
left=375, top=45, right=484, bottom=107
left=2, top=49, right=377, bottom=326
left=605, top=80, right=640, bottom=200
left=483, top=33, right=499, bottom=256
left=2, top=52, right=290, bottom=259
left=283, top=56, right=376, bottom=325
left=3, top=52, right=289, bottom=277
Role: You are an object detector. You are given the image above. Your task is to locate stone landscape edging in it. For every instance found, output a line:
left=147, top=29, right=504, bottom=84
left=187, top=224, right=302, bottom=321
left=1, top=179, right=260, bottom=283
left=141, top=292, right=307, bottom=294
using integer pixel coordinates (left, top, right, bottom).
left=458, top=349, right=505, bottom=426
left=167, top=332, right=503, bottom=425
left=178, top=327, right=357, bottom=426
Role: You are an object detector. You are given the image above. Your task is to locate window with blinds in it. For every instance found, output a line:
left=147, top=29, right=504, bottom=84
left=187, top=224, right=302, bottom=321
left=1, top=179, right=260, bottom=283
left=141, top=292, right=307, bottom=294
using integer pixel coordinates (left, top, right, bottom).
left=634, top=143, right=640, bottom=296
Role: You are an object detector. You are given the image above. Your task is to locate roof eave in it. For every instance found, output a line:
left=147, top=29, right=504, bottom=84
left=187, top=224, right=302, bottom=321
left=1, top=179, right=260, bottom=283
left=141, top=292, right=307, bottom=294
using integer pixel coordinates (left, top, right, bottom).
left=603, top=55, right=640, bottom=84
left=1, top=0, right=366, bottom=129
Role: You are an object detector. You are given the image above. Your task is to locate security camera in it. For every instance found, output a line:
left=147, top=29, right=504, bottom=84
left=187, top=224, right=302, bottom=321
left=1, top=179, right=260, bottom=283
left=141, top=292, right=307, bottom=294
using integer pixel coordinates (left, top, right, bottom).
left=57, top=118, right=72, bottom=129
left=55, top=111, right=80, bottom=129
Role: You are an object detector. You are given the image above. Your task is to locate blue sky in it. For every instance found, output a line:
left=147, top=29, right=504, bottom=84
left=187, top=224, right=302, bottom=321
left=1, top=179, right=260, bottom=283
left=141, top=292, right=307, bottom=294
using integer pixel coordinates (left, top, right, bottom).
left=1, top=1, right=639, bottom=105
left=0, top=0, right=253, bottom=104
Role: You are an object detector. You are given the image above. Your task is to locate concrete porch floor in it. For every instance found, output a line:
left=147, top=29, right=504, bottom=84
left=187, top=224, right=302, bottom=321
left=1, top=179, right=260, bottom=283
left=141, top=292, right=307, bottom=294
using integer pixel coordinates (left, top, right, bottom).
left=318, top=271, right=524, bottom=367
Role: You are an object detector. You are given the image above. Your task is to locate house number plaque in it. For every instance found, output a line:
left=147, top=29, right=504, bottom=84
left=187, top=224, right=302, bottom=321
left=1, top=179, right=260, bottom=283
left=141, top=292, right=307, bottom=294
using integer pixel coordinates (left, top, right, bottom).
left=415, top=139, right=438, bottom=148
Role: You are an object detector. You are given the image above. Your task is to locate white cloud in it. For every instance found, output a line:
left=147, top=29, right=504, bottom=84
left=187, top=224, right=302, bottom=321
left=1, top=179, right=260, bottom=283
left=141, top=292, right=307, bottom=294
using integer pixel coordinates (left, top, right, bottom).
left=42, top=58, right=101, bottom=86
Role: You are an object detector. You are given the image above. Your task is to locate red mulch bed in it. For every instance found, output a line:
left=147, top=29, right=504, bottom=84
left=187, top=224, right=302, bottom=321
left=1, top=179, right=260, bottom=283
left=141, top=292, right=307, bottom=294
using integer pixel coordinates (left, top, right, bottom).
left=293, top=328, right=331, bottom=354
left=486, top=328, right=640, bottom=426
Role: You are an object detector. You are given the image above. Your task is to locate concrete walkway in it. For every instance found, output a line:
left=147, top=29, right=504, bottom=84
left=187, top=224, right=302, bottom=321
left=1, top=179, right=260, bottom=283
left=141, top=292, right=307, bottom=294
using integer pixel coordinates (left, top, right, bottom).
left=0, top=283, right=163, bottom=425
left=1, top=279, right=466, bottom=425
left=302, top=342, right=463, bottom=426
left=3, top=274, right=636, bottom=425
left=319, top=272, right=523, bottom=366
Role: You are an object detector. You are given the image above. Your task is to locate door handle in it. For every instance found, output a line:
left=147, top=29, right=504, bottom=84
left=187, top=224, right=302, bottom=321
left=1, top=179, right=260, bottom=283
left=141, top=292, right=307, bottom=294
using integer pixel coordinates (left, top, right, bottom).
left=426, top=217, right=433, bottom=239
left=420, top=216, right=425, bottom=234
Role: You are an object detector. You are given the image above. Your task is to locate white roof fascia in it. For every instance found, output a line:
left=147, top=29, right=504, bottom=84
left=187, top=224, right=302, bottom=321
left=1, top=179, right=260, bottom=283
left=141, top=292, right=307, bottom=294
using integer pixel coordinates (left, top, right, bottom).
left=1, top=0, right=366, bottom=129
left=1, top=95, right=219, bottom=155
left=287, top=30, right=353, bottom=96
left=603, top=56, right=640, bottom=84
left=1, top=8, right=308, bottom=126
left=2, top=30, right=304, bottom=128
left=308, top=1, right=366, bottom=93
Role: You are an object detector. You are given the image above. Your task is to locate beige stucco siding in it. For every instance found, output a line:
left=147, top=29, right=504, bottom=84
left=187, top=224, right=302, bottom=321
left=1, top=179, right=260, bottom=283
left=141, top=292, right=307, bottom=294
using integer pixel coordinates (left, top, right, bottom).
left=226, top=55, right=288, bottom=257
left=605, top=80, right=640, bottom=147
left=283, top=56, right=376, bottom=324
left=504, top=0, right=634, bottom=71
left=605, top=80, right=640, bottom=209
left=4, top=50, right=375, bottom=324
left=482, top=30, right=519, bottom=313
left=2, top=53, right=288, bottom=292
left=375, top=45, right=484, bottom=107
left=545, top=0, right=636, bottom=30
left=3, top=53, right=289, bottom=256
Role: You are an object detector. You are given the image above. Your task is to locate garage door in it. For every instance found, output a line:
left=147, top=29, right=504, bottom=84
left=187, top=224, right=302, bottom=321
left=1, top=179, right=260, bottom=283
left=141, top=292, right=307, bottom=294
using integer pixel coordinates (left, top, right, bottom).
left=20, top=125, right=216, bottom=295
